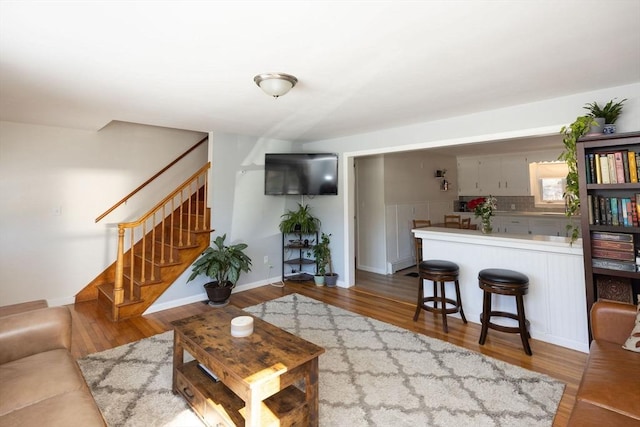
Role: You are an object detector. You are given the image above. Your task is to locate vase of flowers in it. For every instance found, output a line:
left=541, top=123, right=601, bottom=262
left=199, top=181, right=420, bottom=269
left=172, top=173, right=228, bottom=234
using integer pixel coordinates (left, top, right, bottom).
left=468, top=196, right=497, bottom=234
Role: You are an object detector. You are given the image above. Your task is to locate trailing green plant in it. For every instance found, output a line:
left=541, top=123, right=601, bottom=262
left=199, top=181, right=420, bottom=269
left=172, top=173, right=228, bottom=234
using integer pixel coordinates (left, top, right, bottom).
left=559, top=115, right=596, bottom=243
left=312, top=232, right=331, bottom=275
left=279, top=203, right=321, bottom=234
left=583, top=98, right=627, bottom=124
left=187, top=234, right=252, bottom=287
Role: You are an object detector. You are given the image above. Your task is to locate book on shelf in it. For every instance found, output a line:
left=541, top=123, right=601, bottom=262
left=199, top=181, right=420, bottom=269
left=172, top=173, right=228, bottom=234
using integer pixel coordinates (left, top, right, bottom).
left=591, top=239, right=635, bottom=251
left=622, top=150, right=631, bottom=183
left=587, top=195, right=594, bottom=225
left=607, top=153, right=617, bottom=183
left=591, top=231, right=634, bottom=242
left=614, top=151, right=625, bottom=183
left=630, top=151, right=639, bottom=182
left=632, top=199, right=639, bottom=227
left=595, top=153, right=602, bottom=183
left=611, top=197, right=619, bottom=226
left=591, top=248, right=635, bottom=261
left=592, top=258, right=637, bottom=272
left=599, top=155, right=611, bottom=184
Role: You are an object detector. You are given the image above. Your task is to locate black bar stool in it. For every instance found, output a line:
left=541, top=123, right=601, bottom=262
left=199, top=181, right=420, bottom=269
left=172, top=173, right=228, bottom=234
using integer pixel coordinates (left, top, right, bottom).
left=478, top=268, right=532, bottom=355
left=413, top=260, right=467, bottom=333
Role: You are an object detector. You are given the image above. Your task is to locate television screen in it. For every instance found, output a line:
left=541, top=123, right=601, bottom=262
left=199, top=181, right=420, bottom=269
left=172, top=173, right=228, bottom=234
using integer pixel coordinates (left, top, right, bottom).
left=265, top=153, right=338, bottom=195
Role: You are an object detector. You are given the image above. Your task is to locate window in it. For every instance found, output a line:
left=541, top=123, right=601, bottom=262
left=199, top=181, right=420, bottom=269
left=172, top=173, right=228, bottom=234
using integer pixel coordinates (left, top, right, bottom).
left=529, top=162, right=568, bottom=208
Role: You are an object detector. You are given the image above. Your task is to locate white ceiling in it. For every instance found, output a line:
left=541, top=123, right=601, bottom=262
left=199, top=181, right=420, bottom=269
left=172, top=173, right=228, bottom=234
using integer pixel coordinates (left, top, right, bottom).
left=1, top=1, right=639, bottom=143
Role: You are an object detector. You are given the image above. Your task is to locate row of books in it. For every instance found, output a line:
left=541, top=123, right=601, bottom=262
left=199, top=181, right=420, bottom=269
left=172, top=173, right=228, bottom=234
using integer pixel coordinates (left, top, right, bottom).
left=587, top=195, right=640, bottom=227
left=591, top=231, right=638, bottom=273
left=585, top=151, right=639, bottom=184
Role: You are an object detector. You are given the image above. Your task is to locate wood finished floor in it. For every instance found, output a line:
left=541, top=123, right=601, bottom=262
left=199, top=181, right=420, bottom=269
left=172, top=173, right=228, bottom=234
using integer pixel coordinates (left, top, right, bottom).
left=69, top=269, right=586, bottom=427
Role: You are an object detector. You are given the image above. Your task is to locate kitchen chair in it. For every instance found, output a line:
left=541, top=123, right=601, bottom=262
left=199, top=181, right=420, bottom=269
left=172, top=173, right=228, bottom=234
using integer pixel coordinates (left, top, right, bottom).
left=444, top=215, right=461, bottom=228
left=461, top=218, right=471, bottom=229
left=412, top=219, right=431, bottom=266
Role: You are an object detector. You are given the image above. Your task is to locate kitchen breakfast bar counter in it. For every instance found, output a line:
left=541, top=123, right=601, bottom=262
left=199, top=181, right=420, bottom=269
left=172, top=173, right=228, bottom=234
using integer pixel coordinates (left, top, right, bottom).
left=412, top=227, right=589, bottom=353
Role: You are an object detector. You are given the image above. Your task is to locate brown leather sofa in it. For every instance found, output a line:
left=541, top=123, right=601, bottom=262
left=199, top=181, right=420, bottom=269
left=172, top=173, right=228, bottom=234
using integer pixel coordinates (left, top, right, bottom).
left=568, top=300, right=640, bottom=426
left=0, top=303, right=106, bottom=427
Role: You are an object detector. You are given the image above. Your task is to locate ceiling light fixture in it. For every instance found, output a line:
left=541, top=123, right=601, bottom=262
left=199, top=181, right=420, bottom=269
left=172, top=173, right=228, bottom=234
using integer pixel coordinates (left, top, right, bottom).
left=254, top=73, right=298, bottom=98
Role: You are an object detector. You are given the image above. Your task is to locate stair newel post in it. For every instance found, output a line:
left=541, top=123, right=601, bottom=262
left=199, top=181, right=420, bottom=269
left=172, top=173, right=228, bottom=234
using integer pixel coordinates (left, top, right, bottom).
left=114, top=225, right=125, bottom=308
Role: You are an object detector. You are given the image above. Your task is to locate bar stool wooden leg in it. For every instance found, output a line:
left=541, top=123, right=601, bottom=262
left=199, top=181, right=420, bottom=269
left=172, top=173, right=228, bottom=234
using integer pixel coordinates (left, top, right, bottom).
left=455, top=280, right=467, bottom=324
left=413, top=278, right=424, bottom=321
left=440, top=281, right=448, bottom=333
left=479, top=290, right=491, bottom=345
left=516, top=294, right=532, bottom=356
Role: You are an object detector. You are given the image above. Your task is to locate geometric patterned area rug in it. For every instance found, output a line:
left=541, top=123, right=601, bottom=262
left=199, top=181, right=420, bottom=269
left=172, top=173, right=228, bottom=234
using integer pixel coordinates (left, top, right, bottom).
left=78, top=293, right=564, bottom=427
left=246, top=294, right=564, bottom=427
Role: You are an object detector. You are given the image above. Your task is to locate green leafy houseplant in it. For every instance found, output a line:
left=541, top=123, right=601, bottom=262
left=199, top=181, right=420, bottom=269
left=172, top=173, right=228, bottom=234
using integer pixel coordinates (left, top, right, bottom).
left=583, top=98, right=627, bottom=124
left=279, top=203, right=321, bottom=234
left=187, top=234, right=252, bottom=288
left=559, top=115, right=597, bottom=243
left=312, top=232, right=331, bottom=276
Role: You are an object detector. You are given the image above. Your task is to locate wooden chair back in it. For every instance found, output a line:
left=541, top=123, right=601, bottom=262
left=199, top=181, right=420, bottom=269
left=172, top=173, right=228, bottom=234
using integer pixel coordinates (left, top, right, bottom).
left=444, top=215, right=461, bottom=228
left=461, top=218, right=471, bottom=229
left=412, top=220, right=431, bottom=266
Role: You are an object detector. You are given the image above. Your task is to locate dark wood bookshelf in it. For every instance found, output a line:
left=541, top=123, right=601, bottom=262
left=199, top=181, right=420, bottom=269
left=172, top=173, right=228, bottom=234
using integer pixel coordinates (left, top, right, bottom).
left=577, top=131, right=640, bottom=339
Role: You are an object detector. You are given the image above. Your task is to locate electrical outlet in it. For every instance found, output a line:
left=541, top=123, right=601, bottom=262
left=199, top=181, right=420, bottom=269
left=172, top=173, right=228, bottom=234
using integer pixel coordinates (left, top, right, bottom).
left=263, top=256, right=269, bottom=264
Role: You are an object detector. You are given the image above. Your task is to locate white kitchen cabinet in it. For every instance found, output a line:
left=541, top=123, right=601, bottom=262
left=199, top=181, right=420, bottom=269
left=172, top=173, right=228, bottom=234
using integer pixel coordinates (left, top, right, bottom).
left=458, top=155, right=530, bottom=196
left=457, top=158, right=481, bottom=195
left=500, top=216, right=530, bottom=234
left=528, top=216, right=576, bottom=237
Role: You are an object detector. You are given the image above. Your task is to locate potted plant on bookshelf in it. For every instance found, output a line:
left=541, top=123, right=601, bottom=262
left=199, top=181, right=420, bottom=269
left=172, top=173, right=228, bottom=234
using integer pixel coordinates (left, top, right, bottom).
left=187, top=234, right=252, bottom=306
left=279, top=203, right=321, bottom=234
left=583, top=98, right=627, bottom=135
left=312, top=232, right=330, bottom=286
left=559, top=115, right=597, bottom=243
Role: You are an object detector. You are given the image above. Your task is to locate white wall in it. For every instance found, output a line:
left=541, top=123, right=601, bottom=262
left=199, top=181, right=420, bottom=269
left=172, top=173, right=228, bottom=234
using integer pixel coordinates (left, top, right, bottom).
left=0, top=120, right=206, bottom=306
left=302, top=82, right=640, bottom=286
left=356, top=151, right=459, bottom=274
left=203, top=132, right=295, bottom=293
left=355, top=156, right=386, bottom=273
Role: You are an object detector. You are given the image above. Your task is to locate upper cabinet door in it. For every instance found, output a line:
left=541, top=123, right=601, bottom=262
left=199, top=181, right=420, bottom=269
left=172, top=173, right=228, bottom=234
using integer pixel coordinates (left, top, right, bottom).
left=499, top=154, right=530, bottom=196
left=457, top=158, right=481, bottom=196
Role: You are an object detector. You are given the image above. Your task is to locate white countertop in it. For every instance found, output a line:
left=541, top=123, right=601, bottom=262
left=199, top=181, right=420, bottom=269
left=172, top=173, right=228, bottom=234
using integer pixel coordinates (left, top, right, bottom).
left=413, top=226, right=582, bottom=255
left=457, top=211, right=578, bottom=218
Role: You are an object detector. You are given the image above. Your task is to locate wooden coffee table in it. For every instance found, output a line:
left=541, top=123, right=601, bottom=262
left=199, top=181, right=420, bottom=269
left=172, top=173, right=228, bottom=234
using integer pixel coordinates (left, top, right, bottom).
left=171, top=305, right=324, bottom=427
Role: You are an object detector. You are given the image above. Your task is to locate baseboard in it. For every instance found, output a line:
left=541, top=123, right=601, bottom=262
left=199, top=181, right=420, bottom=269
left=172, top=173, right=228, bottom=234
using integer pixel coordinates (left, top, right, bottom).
left=143, top=276, right=283, bottom=315
left=357, top=265, right=387, bottom=275
left=390, top=257, right=415, bottom=273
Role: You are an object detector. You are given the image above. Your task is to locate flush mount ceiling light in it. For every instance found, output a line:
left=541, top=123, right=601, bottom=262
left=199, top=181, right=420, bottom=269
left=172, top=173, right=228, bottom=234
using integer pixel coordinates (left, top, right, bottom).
left=254, top=73, right=298, bottom=98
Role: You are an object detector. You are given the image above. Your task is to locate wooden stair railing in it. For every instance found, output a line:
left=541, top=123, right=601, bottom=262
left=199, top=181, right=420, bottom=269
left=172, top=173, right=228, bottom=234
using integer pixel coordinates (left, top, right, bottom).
left=95, top=136, right=208, bottom=223
left=76, top=162, right=213, bottom=321
left=108, top=163, right=211, bottom=319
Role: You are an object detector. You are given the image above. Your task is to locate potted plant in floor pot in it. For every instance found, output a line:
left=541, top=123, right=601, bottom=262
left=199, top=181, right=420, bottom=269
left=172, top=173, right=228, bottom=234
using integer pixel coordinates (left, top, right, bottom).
left=187, top=234, right=252, bottom=306
left=583, top=98, right=626, bottom=135
left=320, top=233, right=339, bottom=287
left=312, top=233, right=330, bottom=286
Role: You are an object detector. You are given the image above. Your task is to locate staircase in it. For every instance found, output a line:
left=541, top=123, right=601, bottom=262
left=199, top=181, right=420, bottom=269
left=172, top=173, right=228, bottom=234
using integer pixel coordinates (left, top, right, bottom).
left=75, top=163, right=212, bottom=321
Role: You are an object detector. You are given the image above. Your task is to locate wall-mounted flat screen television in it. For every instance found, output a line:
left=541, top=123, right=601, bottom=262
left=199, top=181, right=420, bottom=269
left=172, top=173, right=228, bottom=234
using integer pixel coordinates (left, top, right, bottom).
left=265, top=153, right=338, bottom=195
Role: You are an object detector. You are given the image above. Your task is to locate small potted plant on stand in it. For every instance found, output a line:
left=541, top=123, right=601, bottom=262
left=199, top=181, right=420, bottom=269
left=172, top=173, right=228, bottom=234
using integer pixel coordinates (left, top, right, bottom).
left=279, top=203, right=321, bottom=234
left=187, top=234, right=252, bottom=307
